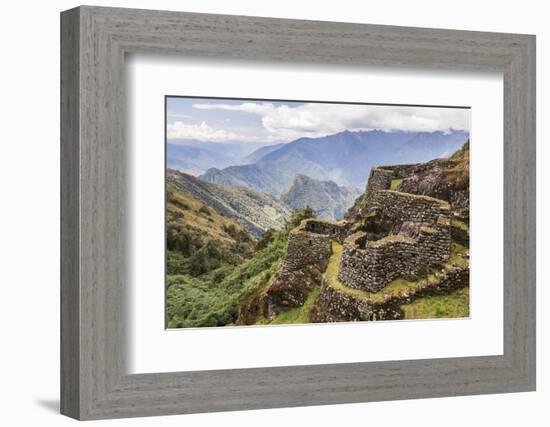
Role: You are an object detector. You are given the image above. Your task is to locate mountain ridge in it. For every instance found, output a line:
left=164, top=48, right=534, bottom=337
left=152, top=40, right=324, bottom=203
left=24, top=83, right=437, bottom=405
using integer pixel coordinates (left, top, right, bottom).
left=167, top=139, right=272, bottom=175
left=167, top=168, right=291, bottom=238
left=200, top=129, right=469, bottom=194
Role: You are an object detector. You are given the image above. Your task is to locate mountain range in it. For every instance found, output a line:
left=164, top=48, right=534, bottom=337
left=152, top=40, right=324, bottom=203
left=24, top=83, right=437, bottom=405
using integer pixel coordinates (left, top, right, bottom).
left=167, top=139, right=277, bottom=175
left=200, top=129, right=469, bottom=194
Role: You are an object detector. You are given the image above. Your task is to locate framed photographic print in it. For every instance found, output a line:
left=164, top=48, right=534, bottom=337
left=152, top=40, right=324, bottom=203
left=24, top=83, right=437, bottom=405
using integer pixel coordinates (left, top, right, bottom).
left=61, top=6, right=536, bottom=420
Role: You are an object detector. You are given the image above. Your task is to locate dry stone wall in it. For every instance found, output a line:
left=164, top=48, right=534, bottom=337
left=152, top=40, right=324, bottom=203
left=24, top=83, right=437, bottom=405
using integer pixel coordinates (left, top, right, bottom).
left=365, top=168, right=394, bottom=193
left=310, top=284, right=402, bottom=322
left=312, top=263, right=469, bottom=323
left=366, top=155, right=470, bottom=223
left=303, top=219, right=350, bottom=243
left=366, top=189, right=451, bottom=226
left=282, top=220, right=334, bottom=271
left=262, top=219, right=335, bottom=318
left=338, top=191, right=451, bottom=292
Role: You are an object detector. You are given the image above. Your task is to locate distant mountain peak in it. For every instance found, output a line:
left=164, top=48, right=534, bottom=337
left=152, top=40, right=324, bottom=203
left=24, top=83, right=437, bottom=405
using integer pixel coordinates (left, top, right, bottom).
left=281, top=173, right=360, bottom=221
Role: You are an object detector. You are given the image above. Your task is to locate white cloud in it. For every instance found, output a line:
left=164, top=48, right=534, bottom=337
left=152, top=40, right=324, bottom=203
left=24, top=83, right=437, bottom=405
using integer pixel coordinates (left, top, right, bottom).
left=193, top=102, right=272, bottom=115
left=166, top=111, right=193, bottom=120
left=192, top=102, right=470, bottom=142
left=167, top=121, right=245, bottom=142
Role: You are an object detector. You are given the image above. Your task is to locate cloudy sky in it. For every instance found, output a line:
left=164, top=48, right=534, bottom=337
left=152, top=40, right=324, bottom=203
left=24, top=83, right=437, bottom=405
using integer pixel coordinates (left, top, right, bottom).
left=166, top=97, right=470, bottom=144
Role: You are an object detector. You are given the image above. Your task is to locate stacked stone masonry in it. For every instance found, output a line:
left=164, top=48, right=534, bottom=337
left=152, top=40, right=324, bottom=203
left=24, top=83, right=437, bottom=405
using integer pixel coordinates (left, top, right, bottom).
left=311, top=263, right=469, bottom=323
left=303, top=219, right=350, bottom=243
left=367, top=161, right=456, bottom=193
left=338, top=190, right=452, bottom=292
left=364, top=157, right=470, bottom=223
left=282, top=221, right=333, bottom=272
left=262, top=219, right=340, bottom=318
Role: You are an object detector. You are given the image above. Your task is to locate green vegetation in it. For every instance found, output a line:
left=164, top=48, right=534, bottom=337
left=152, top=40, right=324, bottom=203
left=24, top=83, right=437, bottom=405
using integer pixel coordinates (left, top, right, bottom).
left=166, top=186, right=255, bottom=277
left=257, top=286, right=321, bottom=325
left=445, top=140, right=470, bottom=183
left=450, top=140, right=469, bottom=162
left=401, top=287, right=470, bottom=319
left=447, top=242, right=469, bottom=269
left=451, top=219, right=469, bottom=232
left=390, top=178, right=403, bottom=191
left=324, top=240, right=469, bottom=306
left=166, top=203, right=320, bottom=328
left=285, top=205, right=315, bottom=231
left=324, top=240, right=344, bottom=284
left=166, top=184, right=289, bottom=328
left=166, top=230, right=287, bottom=328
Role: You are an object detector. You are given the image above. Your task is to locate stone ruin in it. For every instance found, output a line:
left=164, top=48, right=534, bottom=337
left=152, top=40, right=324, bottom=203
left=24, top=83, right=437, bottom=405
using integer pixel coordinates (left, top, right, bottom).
left=364, top=161, right=456, bottom=195
left=261, top=219, right=349, bottom=319
left=251, top=158, right=465, bottom=322
left=361, top=158, right=470, bottom=223
left=302, top=219, right=350, bottom=243
left=338, top=190, right=451, bottom=292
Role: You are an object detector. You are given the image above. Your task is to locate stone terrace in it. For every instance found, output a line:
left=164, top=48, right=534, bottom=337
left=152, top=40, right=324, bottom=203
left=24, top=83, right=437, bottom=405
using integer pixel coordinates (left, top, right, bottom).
left=338, top=190, right=451, bottom=292
left=261, top=218, right=349, bottom=318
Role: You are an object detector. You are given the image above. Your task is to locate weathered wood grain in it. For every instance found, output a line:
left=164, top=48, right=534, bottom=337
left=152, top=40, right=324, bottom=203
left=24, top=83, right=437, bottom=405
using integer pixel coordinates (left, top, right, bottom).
left=60, top=5, right=536, bottom=420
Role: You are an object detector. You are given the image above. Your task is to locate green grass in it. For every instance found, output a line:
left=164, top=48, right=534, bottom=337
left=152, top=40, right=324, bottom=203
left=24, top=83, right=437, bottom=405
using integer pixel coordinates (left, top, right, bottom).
left=401, top=287, right=470, bottom=319
left=324, top=240, right=469, bottom=305
left=325, top=241, right=343, bottom=274
left=257, top=286, right=321, bottom=325
left=451, top=219, right=469, bottom=232
left=390, top=178, right=403, bottom=191
left=448, top=242, right=469, bottom=268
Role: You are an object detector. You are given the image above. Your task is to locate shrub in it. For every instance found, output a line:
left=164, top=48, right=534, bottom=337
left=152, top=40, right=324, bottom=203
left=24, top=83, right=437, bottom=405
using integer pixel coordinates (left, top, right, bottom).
left=198, top=205, right=211, bottom=216
left=166, top=230, right=288, bottom=328
left=285, top=206, right=315, bottom=231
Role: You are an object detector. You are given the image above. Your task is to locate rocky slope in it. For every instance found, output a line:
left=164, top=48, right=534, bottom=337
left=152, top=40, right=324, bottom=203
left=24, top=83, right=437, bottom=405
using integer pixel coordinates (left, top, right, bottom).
left=200, top=164, right=284, bottom=195
left=167, top=169, right=291, bottom=238
left=280, top=174, right=359, bottom=220
left=166, top=185, right=255, bottom=275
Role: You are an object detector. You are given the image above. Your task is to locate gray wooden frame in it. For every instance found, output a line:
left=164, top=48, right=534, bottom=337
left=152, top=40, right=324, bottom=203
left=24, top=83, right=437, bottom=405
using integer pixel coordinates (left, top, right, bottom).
left=60, top=5, right=536, bottom=421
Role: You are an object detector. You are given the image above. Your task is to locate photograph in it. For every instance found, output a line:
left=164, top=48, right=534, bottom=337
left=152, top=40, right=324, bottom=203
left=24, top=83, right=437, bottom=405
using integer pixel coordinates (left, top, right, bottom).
left=165, top=97, right=471, bottom=328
